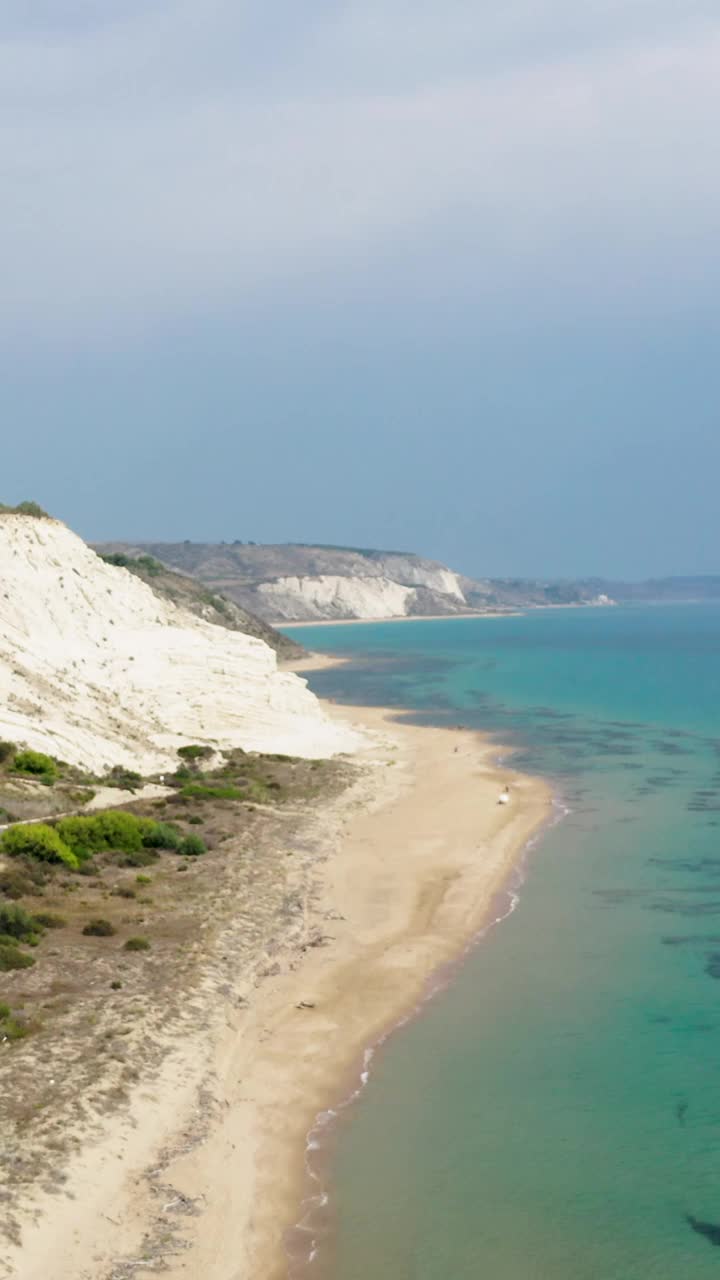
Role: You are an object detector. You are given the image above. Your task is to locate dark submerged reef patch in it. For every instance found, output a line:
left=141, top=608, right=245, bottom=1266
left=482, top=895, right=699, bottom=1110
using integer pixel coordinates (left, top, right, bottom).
left=686, top=1215, right=720, bottom=1247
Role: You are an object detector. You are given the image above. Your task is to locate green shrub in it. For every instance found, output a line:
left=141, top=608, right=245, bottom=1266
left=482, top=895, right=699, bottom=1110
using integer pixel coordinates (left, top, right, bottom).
left=0, top=869, right=36, bottom=899
left=65, top=787, right=96, bottom=805
left=124, top=936, right=150, bottom=951
left=32, top=912, right=66, bottom=929
left=135, top=874, right=152, bottom=885
left=187, top=815, right=204, bottom=825
left=177, top=744, right=213, bottom=761
left=1, top=823, right=78, bottom=869
left=93, top=811, right=143, bottom=851
left=113, top=886, right=136, bottom=899
left=101, top=553, right=163, bottom=577
left=180, top=783, right=243, bottom=800
left=178, top=834, right=206, bottom=857
left=3, top=1020, right=29, bottom=1041
left=12, top=749, right=58, bottom=784
left=0, top=904, right=39, bottom=941
left=57, top=811, right=148, bottom=857
left=0, top=1004, right=30, bottom=1041
left=100, top=552, right=132, bottom=568
left=0, top=500, right=49, bottom=518
left=0, top=741, right=16, bottom=765
left=113, top=848, right=158, bottom=868
left=110, top=980, right=122, bottom=990
left=56, top=815, right=106, bottom=858
left=104, top=765, right=142, bottom=791
left=141, top=820, right=182, bottom=850
left=0, top=944, right=35, bottom=971
left=83, top=919, right=116, bottom=937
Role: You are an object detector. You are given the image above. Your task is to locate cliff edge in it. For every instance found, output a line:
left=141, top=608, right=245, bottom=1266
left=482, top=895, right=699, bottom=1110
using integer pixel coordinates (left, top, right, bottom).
left=0, top=516, right=359, bottom=770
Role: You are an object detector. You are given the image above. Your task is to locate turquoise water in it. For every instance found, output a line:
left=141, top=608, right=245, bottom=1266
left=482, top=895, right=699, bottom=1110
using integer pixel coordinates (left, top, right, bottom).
left=285, top=608, right=720, bottom=1279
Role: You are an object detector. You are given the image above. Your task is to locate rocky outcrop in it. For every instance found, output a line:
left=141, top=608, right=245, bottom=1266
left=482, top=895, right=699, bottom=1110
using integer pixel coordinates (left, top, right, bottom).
left=0, top=517, right=360, bottom=771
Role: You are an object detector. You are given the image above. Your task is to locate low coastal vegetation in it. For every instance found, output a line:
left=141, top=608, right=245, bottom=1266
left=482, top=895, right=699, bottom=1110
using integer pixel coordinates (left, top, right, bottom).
left=0, top=500, right=49, bottom=519
left=0, top=736, right=351, bottom=1230
left=0, top=510, right=345, bottom=1259
left=0, top=744, right=352, bottom=1243
left=0, top=740, right=154, bottom=826
left=100, top=551, right=164, bottom=577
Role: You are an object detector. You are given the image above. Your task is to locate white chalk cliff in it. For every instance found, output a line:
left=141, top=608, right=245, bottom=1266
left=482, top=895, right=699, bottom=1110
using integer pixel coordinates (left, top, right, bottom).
left=256, top=568, right=467, bottom=622
left=91, top=541, right=472, bottom=622
left=256, top=575, right=416, bottom=621
left=0, top=516, right=361, bottom=771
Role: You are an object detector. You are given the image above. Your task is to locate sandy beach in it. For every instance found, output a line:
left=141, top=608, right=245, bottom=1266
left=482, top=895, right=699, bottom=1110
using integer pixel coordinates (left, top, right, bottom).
left=277, top=611, right=515, bottom=628
left=4, top=682, right=550, bottom=1280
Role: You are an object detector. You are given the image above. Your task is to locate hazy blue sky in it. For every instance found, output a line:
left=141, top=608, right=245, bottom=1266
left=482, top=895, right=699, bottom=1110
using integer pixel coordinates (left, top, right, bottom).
left=2, top=2, right=719, bottom=578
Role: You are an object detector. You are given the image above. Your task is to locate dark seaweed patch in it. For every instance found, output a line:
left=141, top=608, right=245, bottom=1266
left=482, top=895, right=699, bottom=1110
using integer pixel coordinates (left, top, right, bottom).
left=705, top=953, right=720, bottom=979
left=654, top=741, right=691, bottom=756
left=649, top=857, right=720, bottom=874
left=604, top=720, right=649, bottom=730
left=649, top=901, right=720, bottom=916
left=676, top=1101, right=688, bottom=1126
left=592, top=889, right=649, bottom=904
left=662, top=935, right=720, bottom=946
left=686, top=1215, right=720, bottom=1247
left=656, top=887, right=720, bottom=895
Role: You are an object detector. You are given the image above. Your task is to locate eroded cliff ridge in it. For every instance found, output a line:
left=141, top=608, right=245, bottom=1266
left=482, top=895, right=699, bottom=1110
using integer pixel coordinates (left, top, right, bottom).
left=0, top=516, right=360, bottom=769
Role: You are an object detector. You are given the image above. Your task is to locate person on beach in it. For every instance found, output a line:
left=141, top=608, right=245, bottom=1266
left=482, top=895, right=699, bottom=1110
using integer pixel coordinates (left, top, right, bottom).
left=498, top=785, right=511, bottom=805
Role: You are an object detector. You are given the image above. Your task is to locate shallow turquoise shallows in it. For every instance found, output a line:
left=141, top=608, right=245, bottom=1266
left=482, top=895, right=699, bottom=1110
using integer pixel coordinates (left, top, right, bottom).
left=283, top=607, right=720, bottom=1280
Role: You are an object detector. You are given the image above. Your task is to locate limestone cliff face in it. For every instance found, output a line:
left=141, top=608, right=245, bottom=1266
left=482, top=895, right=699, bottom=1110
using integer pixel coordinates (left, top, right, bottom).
left=256, top=575, right=417, bottom=621
left=92, top=538, right=632, bottom=618
left=372, top=556, right=465, bottom=601
left=93, top=542, right=470, bottom=622
left=0, top=517, right=360, bottom=770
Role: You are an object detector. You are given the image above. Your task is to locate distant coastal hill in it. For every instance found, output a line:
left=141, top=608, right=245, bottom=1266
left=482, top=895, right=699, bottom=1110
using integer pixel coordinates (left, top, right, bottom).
left=93, top=540, right=621, bottom=622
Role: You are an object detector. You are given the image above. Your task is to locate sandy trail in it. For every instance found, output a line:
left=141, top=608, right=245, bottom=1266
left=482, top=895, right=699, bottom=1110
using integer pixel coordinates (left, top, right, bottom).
left=5, top=699, right=550, bottom=1280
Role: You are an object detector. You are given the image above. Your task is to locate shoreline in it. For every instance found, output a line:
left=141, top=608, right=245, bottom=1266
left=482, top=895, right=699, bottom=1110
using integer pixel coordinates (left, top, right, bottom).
left=287, top=785, right=562, bottom=1279
left=277, top=611, right=517, bottom=629
left=5, top=684, right=552, bottom=1280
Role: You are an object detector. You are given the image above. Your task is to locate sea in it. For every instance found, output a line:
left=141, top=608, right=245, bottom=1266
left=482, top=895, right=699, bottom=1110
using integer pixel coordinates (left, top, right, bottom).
left=282, top=605, right=720, bottom=1280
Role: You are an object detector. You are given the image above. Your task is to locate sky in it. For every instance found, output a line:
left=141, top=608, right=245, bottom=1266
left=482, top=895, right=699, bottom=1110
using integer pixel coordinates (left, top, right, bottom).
left=2, top=1, right=719, bottom=579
